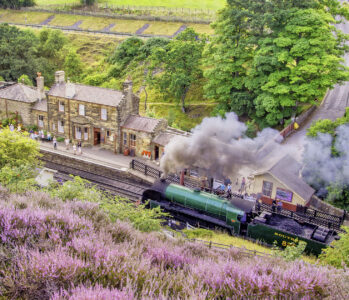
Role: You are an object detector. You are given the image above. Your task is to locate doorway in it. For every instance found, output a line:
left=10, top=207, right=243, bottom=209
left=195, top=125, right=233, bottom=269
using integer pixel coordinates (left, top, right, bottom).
left=94, top=128, right=101, bottom=145
left=154, top=145, right=159, bottom=160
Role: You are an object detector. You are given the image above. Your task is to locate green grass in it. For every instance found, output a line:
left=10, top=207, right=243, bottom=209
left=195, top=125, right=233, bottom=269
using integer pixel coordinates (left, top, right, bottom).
left=36, top=0, right=226, bottom=10
left=0, top=10, right=53, bottom=24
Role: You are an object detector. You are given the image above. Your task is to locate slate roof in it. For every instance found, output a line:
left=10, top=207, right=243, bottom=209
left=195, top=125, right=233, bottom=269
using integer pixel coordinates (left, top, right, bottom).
left=32, top=99, right=48, bottom=112
left=0, top=83, right=39, bottom=103
left=121, top=115, right=161, bottom=133
left=152, top=132, right=178, bottom=146
left=48, top=82, right=124, bottom=107
left=255, top=155, right=315, bottom=202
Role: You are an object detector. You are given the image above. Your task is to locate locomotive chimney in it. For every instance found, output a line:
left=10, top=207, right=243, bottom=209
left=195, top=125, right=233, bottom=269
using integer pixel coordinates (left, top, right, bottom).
left=180, top=170, right=185, bottom=186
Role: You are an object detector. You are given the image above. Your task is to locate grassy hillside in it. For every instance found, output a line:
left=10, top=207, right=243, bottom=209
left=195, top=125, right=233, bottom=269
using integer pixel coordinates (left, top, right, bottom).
left=36, top=0, right=226, bottom=10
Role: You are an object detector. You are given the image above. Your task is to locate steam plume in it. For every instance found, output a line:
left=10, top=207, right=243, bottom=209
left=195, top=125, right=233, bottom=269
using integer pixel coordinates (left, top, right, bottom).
left=301, top=124, right=349, bottom=192
left=160, top=113, right=285, bottom=178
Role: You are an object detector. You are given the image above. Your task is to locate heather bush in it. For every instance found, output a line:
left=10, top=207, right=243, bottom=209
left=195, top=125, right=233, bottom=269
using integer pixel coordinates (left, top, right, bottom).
left=0, top=190, right=348, bottom=298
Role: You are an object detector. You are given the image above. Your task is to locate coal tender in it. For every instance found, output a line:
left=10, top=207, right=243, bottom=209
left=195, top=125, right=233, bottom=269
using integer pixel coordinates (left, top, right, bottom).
left=142, top=180, right=340, bottom=256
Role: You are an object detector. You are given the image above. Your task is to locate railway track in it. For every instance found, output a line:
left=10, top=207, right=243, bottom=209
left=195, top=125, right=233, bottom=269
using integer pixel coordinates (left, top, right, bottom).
left=46, top=162, right=149, bottom=202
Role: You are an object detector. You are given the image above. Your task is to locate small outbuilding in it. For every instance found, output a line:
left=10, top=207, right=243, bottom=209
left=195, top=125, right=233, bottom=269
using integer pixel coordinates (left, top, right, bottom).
left=250, top=155, right=315, bottom=211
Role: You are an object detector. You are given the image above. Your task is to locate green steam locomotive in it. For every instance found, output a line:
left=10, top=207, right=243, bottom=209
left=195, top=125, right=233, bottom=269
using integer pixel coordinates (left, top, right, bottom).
left=142, top=180, right=341, bottom=255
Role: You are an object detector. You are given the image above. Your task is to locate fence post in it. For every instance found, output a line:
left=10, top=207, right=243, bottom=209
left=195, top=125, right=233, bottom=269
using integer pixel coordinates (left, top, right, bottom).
left=145, top=165, right=148, bottom=176
left=131, top=159, right=134, bottom=169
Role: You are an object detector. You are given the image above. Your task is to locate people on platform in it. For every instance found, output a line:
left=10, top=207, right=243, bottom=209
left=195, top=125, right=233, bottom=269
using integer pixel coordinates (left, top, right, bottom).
left=53, top=136, right=57, bottom=150
left=72, top=143, right=77, bottom=155
left=47, top=132, right=51, bottom=141
left=77, top=141, right=82, bottom=155
left=277, top=200, right=283, bottom=213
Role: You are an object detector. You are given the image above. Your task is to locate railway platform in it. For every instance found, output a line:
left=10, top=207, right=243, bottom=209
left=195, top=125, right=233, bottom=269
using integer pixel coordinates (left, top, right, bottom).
left=39, top=141, right=160, bottom=184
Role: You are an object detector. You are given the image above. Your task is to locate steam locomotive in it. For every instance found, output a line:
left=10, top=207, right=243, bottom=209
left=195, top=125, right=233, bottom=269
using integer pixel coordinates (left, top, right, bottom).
left=142, top=179, right=341, bottom=256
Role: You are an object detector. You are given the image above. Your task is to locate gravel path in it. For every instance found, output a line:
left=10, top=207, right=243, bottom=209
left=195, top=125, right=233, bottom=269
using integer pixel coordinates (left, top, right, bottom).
left=40, top=15, right=55, bottom=26
left=102, top=23, right=115, bottom=32
left=66, top=20, right=83, bottom=30
left=136, top=23, right=149, bottom=34
left=172, top=25, right=187, bottom=37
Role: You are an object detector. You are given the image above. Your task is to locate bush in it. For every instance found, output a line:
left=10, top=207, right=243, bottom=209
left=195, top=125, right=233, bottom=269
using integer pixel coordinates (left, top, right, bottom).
left=319, top=226, right=349, bottom=268
left=272, top=241, right=307, bottom=261
left=110, top=37, right=144, bottom=68
left=183, top=228, right=214, bottom=239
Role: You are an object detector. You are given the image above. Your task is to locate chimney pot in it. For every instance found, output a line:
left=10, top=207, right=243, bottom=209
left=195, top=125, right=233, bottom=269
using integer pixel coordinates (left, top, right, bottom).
left=55, top=71, right=65, bottom=84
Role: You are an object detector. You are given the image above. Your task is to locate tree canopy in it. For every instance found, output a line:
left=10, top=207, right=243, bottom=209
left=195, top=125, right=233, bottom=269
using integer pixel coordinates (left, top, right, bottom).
left=205, top=0, right=349, bottom=127
left=0, top=0, right=35, bottom=9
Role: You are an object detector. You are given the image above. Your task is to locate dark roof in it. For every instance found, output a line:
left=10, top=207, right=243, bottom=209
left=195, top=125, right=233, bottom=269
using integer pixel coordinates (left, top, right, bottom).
left=0, top=83, right=39, bottom=103
left=32, top=99, right=48, bottom=112
left=121, top=115, right=161, bottom=133
left=48, top=82, right=124, bottom=107
left=266, top=155, right=315, bottom=202
left=152, top=132, right=178, bottom=146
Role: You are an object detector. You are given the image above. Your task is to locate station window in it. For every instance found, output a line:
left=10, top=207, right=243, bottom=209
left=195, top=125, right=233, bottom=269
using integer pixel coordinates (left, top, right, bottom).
left=38, top=115, right=44, bottom=128
left=101, top=108, right=107, bottom=120
left=123, top=132, right=127, bottom=146
left=129, top=134, right=136, bottom=148
left=106, top=130, right=110, bottom=138
left=84, top=127, right=89, bottom=141
left=75, top=127, right=82, bottom=140
left=262, top=181, right=273, bottom=197
left=59, top=101, right=65, bottom=112
left=79, top=104, right=85, bottom=116
left=58, top=120, right=64, bottom=133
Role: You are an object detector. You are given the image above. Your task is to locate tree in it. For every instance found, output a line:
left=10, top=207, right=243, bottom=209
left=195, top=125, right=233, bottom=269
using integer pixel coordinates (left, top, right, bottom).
left=0, top=24, right=39, bottom=82
left=17, top=74, right=33, bottom=86
left=0, top=128, right=40, bottom=170
left=0, top=0, right=35, bottom=9
left=64, top=49, right=83, bottom=82
left=110, top=37, right=144, bottom=68
left=80, top=0, right=96, bottom=6
left=149, top=28, right=204, bottom=112
left=204, top=0, right=349, bottom=127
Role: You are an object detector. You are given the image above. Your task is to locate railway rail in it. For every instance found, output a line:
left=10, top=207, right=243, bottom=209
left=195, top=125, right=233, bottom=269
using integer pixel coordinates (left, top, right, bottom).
left=46, top=161, right=149, bottom=202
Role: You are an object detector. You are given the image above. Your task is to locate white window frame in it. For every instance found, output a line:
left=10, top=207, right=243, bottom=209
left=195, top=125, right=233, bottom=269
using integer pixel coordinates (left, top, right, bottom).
left=76, top=126, right=82, bottom=140
left=123, top=132, right=127, bottom=146
left=84, top=127, right=89, bottom=141
left=58, top=120, right=64, bottom=133
left=79, top=104, right=85, bottom=116
left=101, top=108, right=107, bottom=121
left=59, top=101, right=65, bottom=112
left=38, top=115, right=44, bottom=128
left=129, top=133, right=136, bottom=148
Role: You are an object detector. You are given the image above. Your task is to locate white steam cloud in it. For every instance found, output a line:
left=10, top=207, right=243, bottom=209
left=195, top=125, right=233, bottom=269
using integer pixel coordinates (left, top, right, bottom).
left=160, top=113, right=286, bottom=178
left=302, top=124, right=349, bottom=192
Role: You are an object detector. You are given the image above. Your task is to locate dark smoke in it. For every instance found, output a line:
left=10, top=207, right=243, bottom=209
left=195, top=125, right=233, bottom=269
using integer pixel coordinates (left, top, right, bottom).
left=301, top=124, right=349, bottom=194
left=160, top=113, right=285, bottom=178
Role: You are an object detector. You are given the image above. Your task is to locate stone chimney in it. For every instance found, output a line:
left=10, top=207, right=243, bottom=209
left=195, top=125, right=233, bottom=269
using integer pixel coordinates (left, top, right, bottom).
left=55, top=70, right=65, bottom=84
left=36, top=72, right=45, bottom=101
left=123, top=77, right=138, bottom=115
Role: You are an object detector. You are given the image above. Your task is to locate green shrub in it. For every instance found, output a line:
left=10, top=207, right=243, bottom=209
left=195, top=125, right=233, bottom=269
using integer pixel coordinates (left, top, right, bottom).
left=183, top=228, right=214, bottom=239
left=272, top=241, right=307, bottom=261
left=319, top=226, right=349, bottom=268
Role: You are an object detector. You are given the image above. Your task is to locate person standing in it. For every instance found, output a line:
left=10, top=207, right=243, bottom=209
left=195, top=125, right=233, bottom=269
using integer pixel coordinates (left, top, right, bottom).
left=240, top=177, right=246, bottom=193
left=72, top=143, right=77, bottom=155
left=277, top=200, right=283, bottom=213
left=47, top=132, right=51, bottom=141
left=77, top=140, right=82, bottom=155
left=65, top=138, right=70, bottom=150
left=53, top=136, right=57, bottom=150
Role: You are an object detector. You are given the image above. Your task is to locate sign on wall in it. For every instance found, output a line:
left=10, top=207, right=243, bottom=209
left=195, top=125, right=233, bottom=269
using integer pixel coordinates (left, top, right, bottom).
left=275, top=188, right=293, bottom=202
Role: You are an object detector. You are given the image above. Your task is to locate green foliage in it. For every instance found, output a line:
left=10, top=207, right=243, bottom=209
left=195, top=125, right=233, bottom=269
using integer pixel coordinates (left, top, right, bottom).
left=80, top=0, right=96, bottom=6
left=182, top=228, right=214, bottom=239
left=149, top=28, right=205, bottom=112
left=0, top=128, right=40, bottom=170
left=64, top=49, right=84, bottom=82
left=245, top=120, right=258, bottom=138
left=167, top=109, right=175, bottom=127
left=326, top=183, right=349, bottom=210
left=205, top=0, right=349, bottom=127
left=17, top=74, right=33, bottom=86
left=273, top=240, right=307, bottom=261
left=48, top=176, right=168, bottom=232
left=0, top=164, right=37, bottom=193
left=319, top=226, right=349, bottom=268
left=0, top=76, right=4, bottom=81
left=138, top=37, right=170, bottom=60
left=0, top=0, right=35, bottom=9
left=110, top=37, right=144, bottom=68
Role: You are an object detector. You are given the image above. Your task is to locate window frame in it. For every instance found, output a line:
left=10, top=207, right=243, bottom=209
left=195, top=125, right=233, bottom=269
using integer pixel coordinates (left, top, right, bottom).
left=75, top=126, right=82, bottom=140
left=129, top=133, right=136, bottom=148
left=84, top=127, right=89, bottom=141
left=101, top=108, right=107, bottom=121
left=58, top=101, right=65, bottom=112
left=123, top=132, right=127, bottom=146
left=78, top=104, right=85, bottom=116
left=262, top=180, right=273, bottom=197
left=58, top=120, right=64, bottom=133
left=38, top=115, right=44, bottom=128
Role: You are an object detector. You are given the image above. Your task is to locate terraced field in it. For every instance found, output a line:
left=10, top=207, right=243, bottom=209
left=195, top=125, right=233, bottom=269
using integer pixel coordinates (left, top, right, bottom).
left=0, top=10, right=214, bottom=36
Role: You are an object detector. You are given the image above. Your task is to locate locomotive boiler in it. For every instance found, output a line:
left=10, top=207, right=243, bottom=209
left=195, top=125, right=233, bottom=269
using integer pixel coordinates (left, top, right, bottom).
left=142, top=179, right=340, bottom=256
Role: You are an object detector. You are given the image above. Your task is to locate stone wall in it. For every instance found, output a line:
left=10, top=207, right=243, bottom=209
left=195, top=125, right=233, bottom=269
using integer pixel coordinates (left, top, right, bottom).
left=32, top=110, right=48, bottom=131
left=122, top=128, right=153, bottom=159
left=0, top=98, right=33, bottom=126
left=40, top=149, right=152, bottom=186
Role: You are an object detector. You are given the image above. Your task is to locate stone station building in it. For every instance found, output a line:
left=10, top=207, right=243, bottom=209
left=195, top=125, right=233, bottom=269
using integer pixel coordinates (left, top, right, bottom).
left=0, top=71, right=187, bottom=160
